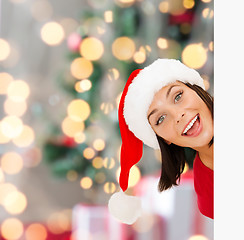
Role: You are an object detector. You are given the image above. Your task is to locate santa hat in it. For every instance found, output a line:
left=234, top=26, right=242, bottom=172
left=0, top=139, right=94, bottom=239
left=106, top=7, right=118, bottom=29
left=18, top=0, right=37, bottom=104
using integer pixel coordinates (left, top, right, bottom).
left=108, top=58, right=205, bottom=224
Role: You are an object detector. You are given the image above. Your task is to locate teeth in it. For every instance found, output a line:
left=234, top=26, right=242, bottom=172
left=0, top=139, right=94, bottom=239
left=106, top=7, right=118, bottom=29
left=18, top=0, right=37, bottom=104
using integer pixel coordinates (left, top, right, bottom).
left=183, top=115, right=198, bottom=134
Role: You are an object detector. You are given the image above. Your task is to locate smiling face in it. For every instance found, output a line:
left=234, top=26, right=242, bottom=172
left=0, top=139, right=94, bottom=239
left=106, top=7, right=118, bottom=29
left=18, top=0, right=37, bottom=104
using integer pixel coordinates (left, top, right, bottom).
left=147, top=81, right=213, bottom=150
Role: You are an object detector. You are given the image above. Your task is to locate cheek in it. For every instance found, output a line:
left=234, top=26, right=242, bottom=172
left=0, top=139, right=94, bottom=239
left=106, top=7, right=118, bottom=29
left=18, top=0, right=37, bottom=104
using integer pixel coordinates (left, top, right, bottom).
left=155, top=123, right=176, bottom=142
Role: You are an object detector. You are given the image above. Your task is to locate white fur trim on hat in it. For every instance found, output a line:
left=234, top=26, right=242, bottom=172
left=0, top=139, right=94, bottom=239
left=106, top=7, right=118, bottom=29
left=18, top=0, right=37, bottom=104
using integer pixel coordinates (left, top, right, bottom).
left=123, top=58, right=205, bottom=149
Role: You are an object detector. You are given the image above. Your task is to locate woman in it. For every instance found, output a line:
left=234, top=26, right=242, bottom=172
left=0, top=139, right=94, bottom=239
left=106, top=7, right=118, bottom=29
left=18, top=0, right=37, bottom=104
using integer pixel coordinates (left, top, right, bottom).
left=108, top=58, right=213, bottom=224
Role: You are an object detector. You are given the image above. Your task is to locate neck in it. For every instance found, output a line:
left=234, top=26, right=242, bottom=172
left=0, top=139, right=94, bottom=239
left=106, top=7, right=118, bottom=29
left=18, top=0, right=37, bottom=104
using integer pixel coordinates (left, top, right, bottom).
left=195, top=142, right=214, bottom=170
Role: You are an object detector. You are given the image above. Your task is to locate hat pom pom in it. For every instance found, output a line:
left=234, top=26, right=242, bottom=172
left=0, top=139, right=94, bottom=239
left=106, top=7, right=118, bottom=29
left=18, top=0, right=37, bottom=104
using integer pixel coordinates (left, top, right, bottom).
left=108, top=190, right=142, bottom=225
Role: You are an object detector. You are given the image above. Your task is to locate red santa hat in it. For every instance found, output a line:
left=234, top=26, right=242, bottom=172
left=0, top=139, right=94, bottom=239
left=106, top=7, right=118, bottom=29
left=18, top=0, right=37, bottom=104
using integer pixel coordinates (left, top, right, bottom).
left=108, top=58, right=205, bottom=224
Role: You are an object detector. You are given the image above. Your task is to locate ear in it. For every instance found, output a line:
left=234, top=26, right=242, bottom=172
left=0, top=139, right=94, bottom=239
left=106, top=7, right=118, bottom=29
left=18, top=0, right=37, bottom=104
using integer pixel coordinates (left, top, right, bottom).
left=164, top=140, right=171, bottom=145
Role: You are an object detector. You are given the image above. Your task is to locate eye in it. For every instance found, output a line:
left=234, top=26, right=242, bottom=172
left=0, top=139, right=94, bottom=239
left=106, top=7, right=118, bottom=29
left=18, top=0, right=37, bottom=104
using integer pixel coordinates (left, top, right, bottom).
left=174, top=91, right=183, bottom=103
left=156, top=115, right=166, bottom=125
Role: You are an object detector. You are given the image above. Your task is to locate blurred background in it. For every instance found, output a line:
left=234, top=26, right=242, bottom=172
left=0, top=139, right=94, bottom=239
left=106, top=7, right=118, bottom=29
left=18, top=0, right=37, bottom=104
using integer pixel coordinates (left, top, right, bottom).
left=0, top=0, right=213, bottom=239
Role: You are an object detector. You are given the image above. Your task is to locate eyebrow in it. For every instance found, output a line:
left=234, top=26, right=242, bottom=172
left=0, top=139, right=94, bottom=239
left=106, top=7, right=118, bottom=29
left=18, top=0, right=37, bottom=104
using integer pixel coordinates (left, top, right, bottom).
left=147, top=84, right=180, bottom=121
left=166, top=84, right=180, bottom=99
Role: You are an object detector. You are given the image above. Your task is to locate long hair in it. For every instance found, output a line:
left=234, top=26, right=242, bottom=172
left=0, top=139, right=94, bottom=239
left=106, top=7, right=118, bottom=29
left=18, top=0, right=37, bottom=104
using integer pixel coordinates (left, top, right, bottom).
left=157, top=83, right=213, bottom=192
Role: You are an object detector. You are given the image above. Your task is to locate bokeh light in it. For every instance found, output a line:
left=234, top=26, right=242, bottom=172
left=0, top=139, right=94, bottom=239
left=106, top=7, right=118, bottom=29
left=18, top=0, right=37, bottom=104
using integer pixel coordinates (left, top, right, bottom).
left=80, top=177, right=93, bottom=189
left=22, top=147, right=42, bottom=168
left=0, top=121, right=11, bottom=144
left=104, top=182, right=116, bottom=194
left=4, top=98, right=27, bottom=116
left=0, top=72, right=13, bottom=94
left=12, top=125, right=35, bottom=147
left=41, top=22, right=65, bottom=46
left=3, top=190, right=27, bottom=215
left=61, top=116, right=85, bottom=138
left=103, top=157, right=115, bottom=169
left=116, top=165, right=141, bottom=188
left=209, top=41, right=214, bottom=51
left=188, top=235, right=209, bottom=240
left=182, top=43, right=207, bottom=69
left=66, top=170, right=78, bottom=181
left=107, top=68, right=120, bottom=81
left=112, top=37, right=136, bottom=60
left=168, top=0, right=186, bottom=15
left=0, top=169, right=5, bottom=183
left=74, top=132, right=86, bottom=144
left=25, top=223, right=47, bottom=240
left=67, top=99, right=91, bottom=122
left=92, top=157, right=104, bottom=169
left=1, top=152, right=23, bottom=175
left=159, top=1, right=169, bottom=13
left=1, top=218, right=24, bottom=240
left=115, top=0, right=136, bottom=8
left=93, top=139, right=105, bottom=151
left=133, top=49, right=146, bottom=64
left=70, top=57, right=93, bottom=79
left=83, top=17, right=106, bottom=36
left=47, top=211, right=72, bottom=234
left=202, top=8, right=214, bottom=18
left=201, top=0, right=211, bottom=2
left=79, top=37, right=104, bottom=61
left=183, top=0, right=195, bottom=9
left=157, top=38, right=168, bottom=49
left=104, top=11, right=113, bottom=23
left=0, top=183, right=17, bottom=205
left=7, top=80, right=30, bottom=102
left=0, top=39, right=11, bottom=61
left=83, top=147, right=95, bottom=159
left=94, top=172, right=106, bottom=184
left=0, top=116, right=23, bottom=139
left=75, top=79, right=92, bottom=93
left=100, top=102, right=114, bottom=114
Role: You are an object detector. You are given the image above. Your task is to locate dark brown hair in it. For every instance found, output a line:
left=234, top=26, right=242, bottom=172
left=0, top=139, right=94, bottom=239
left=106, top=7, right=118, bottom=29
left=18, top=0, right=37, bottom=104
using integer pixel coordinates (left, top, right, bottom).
left=157, top=83, right=213, bottom=192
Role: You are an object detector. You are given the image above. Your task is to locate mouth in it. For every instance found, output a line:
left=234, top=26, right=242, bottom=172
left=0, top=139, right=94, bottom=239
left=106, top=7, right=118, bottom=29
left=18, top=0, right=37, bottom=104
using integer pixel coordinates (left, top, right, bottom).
left=181, top=114, right=202, bottom=137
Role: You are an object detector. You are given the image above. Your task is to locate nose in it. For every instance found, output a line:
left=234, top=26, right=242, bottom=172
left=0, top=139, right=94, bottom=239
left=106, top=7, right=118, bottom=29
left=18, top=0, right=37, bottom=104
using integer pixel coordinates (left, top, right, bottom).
left=176, top=113, right=185, bottom=124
